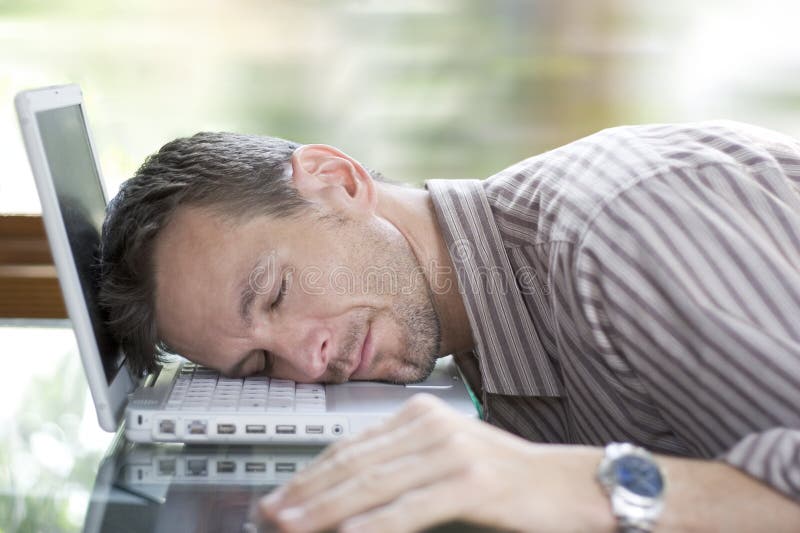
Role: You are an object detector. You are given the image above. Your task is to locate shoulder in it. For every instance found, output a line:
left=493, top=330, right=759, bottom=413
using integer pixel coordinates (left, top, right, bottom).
left=482, top=121, right=796, bottom=247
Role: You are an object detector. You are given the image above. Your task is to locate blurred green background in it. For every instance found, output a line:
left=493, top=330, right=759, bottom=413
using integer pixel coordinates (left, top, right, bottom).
left=1, top=1, right=800, bottom=531
left=3, top=0, right=800, bottom=214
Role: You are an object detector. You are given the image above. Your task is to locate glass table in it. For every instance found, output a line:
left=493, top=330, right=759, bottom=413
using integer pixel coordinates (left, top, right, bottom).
left=85, top=440, right=324, bottom=533
left=0, top=321, right=487, bottom=533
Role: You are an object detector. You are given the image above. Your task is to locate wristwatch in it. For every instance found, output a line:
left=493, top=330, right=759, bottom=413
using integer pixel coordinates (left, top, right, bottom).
left=596, top=442, right=665, bottom=533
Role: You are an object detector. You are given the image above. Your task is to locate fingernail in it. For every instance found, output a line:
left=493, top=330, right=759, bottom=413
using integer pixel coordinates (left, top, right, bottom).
left=277, top=507, right=305, bottom=525
left=259, top=490, right=283, bottom=513
left=340, top=518, right=367, bottom=533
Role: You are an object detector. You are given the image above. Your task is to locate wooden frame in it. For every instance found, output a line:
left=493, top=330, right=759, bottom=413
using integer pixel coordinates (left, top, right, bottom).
left=0, top=215, right=66, bottom=318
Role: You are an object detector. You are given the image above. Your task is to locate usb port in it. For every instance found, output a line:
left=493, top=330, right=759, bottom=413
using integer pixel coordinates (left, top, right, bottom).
left=245, top=462, right=266, bottom=473
left=305, top=425, right=324, bottom=435
left=186, top=459, right=208, bottom=476
left=245, top=424, right=266, bottom=434
left=276, top=424, right=296, bottom=434
left=188, top=420, right=207, bottom=434
left=275, top=462, right=296, bottom=473
left=217, top=423, right=236, bottom=434
left=216, top=460, right=236, bottom=473
left=159, top=419, right=176, bottom=434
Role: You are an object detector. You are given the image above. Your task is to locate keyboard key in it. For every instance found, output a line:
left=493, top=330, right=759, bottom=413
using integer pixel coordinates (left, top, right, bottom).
left=239, top=403, right=267, bottom=411
left=296, top=405, right=326, bottom=412
left=268, top=401, right=294, bottom=407
left=265, top=405, right=294, bottom=413
left=165, top=371, right=330, bottom=416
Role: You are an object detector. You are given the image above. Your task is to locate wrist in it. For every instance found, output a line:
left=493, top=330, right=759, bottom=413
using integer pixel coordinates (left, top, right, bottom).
left=543, top=446, right=618, bottom=533
left=596, top=443, right=666, bottom=533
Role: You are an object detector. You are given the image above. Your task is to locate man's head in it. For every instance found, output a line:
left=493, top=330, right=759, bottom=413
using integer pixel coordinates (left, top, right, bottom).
left=100, top=132, right=441, bottom=384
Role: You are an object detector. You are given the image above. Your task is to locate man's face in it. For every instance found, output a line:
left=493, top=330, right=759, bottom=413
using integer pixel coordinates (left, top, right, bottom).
left=153, top=204, right=441, bottom=384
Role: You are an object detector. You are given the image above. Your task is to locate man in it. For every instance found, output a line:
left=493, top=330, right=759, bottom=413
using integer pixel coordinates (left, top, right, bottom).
left=100, top=121, right=800, bottom=532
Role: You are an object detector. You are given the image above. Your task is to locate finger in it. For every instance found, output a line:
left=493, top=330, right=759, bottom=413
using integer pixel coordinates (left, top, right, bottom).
left=314, top=393, right=452, bottom=465
left=262, top=400, right=463, bottom=516
left=262, top=395, right=462, bottom=511
left=337, top=472, right=481, bottom=533
left=270, top=438, right=471, bottom=533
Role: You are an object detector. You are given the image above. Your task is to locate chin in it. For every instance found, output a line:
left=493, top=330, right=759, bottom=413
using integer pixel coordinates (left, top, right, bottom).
left=376, top=355, right=438, bottom=385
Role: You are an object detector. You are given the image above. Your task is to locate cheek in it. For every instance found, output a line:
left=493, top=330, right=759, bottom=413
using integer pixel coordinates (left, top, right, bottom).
left=371, top=310, right=407, bottom=355
left=290, top=267, right=333, bottom=307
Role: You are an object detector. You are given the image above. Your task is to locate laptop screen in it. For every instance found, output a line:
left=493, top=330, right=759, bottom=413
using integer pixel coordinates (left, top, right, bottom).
left=35, top=104, right=125, bottom=383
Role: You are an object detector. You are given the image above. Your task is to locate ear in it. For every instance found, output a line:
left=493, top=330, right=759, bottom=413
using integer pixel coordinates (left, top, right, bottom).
left=290, top=144, right=377, bottom=217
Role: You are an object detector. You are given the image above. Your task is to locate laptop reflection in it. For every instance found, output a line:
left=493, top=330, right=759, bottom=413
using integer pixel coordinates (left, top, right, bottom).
left=83, top=441, right=321, bottom=533
left=83, top=441, right=492, bottom=533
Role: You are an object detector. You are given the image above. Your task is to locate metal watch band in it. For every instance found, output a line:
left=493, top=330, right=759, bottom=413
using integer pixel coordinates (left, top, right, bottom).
left=598, top=443, right=664, bottom=533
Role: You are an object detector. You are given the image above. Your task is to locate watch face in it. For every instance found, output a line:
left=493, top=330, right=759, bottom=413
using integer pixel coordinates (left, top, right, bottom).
left=613, top=455, right=664, bottom=498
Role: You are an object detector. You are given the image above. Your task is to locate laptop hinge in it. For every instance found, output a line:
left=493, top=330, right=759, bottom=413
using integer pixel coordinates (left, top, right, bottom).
left=141, top=366, right=162, bottom=388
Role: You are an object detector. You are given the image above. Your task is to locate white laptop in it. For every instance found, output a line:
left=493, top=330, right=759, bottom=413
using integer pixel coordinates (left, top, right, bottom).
left=15, top=84, right=478, bottom=444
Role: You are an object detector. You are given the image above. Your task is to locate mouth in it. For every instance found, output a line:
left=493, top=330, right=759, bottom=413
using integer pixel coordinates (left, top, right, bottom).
left=350, top=323, right=374, bottom=379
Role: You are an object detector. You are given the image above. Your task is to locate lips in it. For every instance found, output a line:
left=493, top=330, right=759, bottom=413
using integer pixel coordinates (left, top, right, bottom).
left=351, top=324, right=374, bottom=379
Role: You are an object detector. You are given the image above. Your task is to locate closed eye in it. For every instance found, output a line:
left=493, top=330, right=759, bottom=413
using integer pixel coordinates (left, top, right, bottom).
left=271, top=274, right=287, bottom=310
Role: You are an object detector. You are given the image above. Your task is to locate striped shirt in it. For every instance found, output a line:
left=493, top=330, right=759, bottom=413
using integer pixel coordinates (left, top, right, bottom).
left=427, top=121, right=800, bottom=502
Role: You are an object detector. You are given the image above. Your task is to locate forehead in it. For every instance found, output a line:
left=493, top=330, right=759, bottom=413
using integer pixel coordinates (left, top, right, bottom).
left=154, top=207, right=265, bottom=285
left=153, top=206, right=327, bottom=277
left=152, top=208, right=272, bottom=343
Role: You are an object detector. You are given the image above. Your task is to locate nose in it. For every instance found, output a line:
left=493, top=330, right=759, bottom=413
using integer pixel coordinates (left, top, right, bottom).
left=254, top=323, right=331, bottom=381
left=293, top=328, right=330, bottom=380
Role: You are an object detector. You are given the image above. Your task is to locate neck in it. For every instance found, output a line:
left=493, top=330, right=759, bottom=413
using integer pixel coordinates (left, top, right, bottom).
left=374, top=182, right=474, bottom=355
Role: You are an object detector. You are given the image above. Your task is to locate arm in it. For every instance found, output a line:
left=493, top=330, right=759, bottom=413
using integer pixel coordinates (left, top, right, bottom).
left=572, top=161, right=800, bottom=528
left=258, top=393, right=800, bottom=533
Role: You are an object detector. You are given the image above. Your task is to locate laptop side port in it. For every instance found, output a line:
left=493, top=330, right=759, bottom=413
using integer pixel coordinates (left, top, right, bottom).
left=245, top=462, right=266, bottom=473
left=305, top=425, right=324, bottom=435
left=186, top=459, right=208, bottom=476
left=217, top=423, right=236, bottom=434
left=275, top=462, right=296, bottom=473
left=216, top=460, right=236, bottom=473
left=245, top=424, right=266, bottom=434
left=188, top=420, right=207, bottom=435
left=275, top=424, right=296, bottom=434
left=159, top=419, right=176, bottom=434
left=158, top=459, right=176, bottom=476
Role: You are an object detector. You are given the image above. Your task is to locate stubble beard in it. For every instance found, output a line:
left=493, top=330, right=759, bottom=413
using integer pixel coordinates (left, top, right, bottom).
left=322, top=258, right=442, bottom=385
left=365, top=217, right=442, bottom=384
left=386, top=286, right=441, bottom=384
left=322, top=216, right=442, bottom=384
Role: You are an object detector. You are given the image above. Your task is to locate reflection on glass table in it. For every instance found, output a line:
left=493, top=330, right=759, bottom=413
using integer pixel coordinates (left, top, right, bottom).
left=86, top=440, right=490, bottom=533
left=85, top=440, right=325, bottom=533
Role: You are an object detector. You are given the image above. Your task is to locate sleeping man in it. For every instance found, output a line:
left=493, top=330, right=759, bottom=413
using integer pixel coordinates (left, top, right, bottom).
left=100, top=121, right=800, bottom=532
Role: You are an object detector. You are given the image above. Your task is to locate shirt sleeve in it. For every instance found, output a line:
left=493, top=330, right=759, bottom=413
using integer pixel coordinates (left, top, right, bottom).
left=574, top=161, right=800, bottom=502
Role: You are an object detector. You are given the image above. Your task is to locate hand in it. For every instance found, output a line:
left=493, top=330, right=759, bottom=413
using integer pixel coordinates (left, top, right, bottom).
left=258, top=393, right=612, bottom=533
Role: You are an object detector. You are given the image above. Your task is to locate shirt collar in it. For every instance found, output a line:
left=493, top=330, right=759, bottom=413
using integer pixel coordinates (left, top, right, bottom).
left=427, top=179, right=563, bottom=397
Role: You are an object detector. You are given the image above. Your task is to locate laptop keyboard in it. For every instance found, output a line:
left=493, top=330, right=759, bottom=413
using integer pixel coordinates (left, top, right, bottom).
left=165, top=363, right=326, bottom=413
